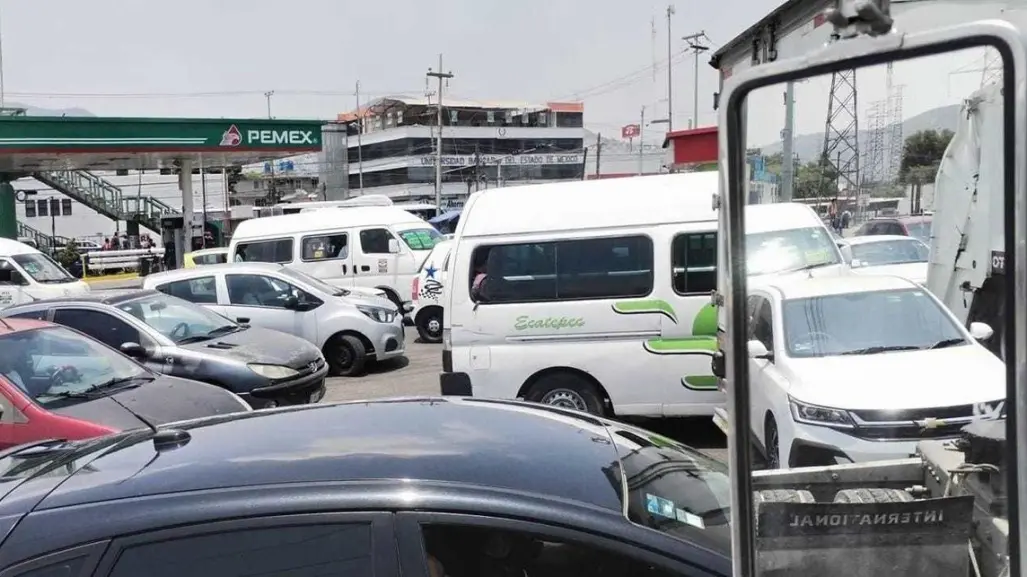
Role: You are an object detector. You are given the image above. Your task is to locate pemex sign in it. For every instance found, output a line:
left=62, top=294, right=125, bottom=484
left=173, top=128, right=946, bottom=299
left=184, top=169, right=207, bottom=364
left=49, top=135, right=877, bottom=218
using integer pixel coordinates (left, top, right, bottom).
left=219, top=124, right=319, bottom=148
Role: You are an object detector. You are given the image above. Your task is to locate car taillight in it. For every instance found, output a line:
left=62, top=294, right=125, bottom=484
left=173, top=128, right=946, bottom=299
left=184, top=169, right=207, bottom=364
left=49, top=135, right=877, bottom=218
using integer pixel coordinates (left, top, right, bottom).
left=412, top=277, right=420, bottom=300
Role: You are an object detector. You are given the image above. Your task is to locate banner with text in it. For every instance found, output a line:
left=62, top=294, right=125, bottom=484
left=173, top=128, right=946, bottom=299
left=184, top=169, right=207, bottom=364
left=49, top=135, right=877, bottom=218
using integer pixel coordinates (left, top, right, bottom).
left=419, top=154, right=583, bottom=167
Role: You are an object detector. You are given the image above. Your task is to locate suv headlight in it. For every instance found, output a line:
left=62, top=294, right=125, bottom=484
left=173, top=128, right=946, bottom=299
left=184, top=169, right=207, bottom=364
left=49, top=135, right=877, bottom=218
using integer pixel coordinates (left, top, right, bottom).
left=788, top=397, right=855, bottom=429
left=357, top=305, right=396, bottom=323
left=248, top=364, right=299, bottom=380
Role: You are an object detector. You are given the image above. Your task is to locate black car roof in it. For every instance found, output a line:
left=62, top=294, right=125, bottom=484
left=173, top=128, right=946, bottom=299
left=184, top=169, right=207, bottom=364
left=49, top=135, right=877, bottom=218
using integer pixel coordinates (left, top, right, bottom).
left=4, top=289, right=158, bottom=309
left=27, top=398, right=628, bottom=513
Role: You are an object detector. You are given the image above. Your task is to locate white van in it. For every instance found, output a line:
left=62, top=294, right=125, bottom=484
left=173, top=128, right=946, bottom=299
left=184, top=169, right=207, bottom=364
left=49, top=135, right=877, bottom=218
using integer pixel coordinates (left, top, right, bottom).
left=229, top=206, right=444, bottom=311
left=440, top=173, right=723, bottom=418
left=0, top=238, right=90, bottom=308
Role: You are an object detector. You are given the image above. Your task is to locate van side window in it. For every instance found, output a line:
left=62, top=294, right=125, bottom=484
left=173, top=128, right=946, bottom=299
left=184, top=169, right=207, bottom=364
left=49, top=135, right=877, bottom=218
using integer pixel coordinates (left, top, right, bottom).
left=359, top=229, right=395, bottom=254
left=671, top=232, right=716, bottom=295
left=302, top=233, right=349, bottom=261
left=235, top=239, right=294, bottom=264
left=471, top=235, right=653, bottom=304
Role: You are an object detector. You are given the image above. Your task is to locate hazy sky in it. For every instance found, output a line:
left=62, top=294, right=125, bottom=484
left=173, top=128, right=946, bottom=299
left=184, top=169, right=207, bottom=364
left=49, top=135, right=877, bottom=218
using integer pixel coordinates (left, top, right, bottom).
left=2, top=0, right=1021, bottom=147
left=0, top=0, right=780, bottom=137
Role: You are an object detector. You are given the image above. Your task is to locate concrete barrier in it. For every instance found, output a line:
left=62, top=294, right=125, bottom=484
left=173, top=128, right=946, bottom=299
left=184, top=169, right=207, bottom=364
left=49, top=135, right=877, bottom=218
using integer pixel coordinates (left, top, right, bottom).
left=83, top=248, right=165, bottom=276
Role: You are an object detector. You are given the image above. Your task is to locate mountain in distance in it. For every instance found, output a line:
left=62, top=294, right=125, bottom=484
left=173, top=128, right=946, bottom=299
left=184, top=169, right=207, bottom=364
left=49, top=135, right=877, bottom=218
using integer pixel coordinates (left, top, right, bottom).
left=5, top=102, right=95, bottom=117
left=757, top=104, right=960, bottom=162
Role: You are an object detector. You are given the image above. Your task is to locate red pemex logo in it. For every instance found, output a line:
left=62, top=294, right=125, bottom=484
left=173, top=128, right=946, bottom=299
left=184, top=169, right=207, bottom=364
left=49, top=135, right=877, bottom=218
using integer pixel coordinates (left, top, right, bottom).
left=220, top=125, right=242, bottom=146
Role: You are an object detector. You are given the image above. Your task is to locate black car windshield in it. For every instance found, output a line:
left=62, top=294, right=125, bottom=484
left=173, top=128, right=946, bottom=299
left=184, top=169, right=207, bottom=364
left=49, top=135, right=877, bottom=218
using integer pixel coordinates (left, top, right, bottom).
left=746, top=226, right=842, bottom=276
left=612, top=425, right=731, bottom=551
left=11, top=253, right=75, bottom=283
left=118, top=293, right=237, bottom=343
left=278, top=267, right=349, bottom=296
left=0, top=326, right=149, bottom=406
left=782, top=288, right=967, bottom=358
left=850, top=238, right=929, bottom=266
left=904, top=221, right=932, bottom=243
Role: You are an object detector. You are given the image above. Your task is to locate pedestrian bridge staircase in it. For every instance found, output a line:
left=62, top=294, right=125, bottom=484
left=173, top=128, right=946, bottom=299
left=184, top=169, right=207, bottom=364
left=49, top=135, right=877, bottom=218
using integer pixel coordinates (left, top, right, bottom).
left=32, top=170, right=180, bottom=232
left=17, top=222, right=69, bottom=250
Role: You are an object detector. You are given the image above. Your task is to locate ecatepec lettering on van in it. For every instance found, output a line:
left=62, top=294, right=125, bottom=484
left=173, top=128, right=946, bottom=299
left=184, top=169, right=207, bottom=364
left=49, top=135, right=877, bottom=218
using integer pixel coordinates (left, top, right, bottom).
left=514, top=315, right=585, bottom=331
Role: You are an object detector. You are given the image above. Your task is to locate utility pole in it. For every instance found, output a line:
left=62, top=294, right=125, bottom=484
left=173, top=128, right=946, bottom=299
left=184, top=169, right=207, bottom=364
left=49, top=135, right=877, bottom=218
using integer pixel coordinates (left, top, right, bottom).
left=264, top=91, right=277, bottom=203
left=594, top=133, right=602, bottom=178
left=683, top=31, right=709, bottom=128
left=200, top=155, right=208, bottom=248
left=426, top=55, right=453, bottom=217
left=781, top=82, right=796, bottom=201
left=666, top=5, right=676, bottom=131
left=638, top=106, right=646, bottom=176
left=354, top=81, right=364, bottom=190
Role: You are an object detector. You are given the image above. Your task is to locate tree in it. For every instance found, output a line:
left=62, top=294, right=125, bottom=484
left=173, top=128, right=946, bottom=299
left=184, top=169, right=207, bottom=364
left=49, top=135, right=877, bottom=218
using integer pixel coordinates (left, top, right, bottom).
left=793, top=159, right=839, bottom=200
left=900, top=129, right=954, bottom=184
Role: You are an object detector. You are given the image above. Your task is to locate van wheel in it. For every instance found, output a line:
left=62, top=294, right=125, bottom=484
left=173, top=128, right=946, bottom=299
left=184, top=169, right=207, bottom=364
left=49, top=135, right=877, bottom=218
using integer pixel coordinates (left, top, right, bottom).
left=416, top=307, right=444, bottom=343
left=764, top=415, right=782, bottom=470
left=325, top=334, right=367, bottom=377
left=526, top=373, right=604, bottom=416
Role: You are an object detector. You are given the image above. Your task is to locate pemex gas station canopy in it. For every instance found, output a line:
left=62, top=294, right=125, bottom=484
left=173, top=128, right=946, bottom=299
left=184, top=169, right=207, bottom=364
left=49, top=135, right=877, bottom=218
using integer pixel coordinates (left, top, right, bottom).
left=0, top=115, right=326, bottom=173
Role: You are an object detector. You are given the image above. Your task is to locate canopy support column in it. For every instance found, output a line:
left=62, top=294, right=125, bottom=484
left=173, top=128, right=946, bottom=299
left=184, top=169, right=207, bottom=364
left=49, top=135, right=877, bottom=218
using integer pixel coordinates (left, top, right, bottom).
left=176, top=159, right=195, bottom=269
left=0, top=180, right=16, bottom=240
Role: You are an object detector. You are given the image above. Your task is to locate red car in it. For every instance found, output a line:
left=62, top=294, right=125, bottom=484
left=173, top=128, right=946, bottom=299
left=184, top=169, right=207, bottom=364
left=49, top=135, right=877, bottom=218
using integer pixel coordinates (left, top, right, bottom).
left=853, top=215, right=933, bottom=244
left=0, top=318, right=250, bottom=449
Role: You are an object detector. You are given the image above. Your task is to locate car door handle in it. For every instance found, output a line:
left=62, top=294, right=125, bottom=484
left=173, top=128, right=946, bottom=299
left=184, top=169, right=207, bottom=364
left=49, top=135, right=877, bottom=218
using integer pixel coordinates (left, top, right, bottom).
left=341, top=264, right=347, bottom=274
left=360, top=265, right=370, bottom=272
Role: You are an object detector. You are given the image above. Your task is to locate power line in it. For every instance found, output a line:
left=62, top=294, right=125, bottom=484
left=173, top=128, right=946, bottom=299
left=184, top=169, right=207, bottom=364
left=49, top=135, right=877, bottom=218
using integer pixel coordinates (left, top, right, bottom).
left=1, top=88, right=420, bottom=99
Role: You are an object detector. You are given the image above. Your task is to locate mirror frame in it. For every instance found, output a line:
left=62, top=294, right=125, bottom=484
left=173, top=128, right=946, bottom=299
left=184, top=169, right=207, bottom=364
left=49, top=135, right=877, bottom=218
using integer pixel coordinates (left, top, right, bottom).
left=717, top=20, right=1025, bottom=576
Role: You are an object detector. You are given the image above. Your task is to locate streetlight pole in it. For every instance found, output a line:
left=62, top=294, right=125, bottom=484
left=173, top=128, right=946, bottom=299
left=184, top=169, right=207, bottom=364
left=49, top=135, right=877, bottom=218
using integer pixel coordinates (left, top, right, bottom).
left=354, top=81, right=364, bottom=191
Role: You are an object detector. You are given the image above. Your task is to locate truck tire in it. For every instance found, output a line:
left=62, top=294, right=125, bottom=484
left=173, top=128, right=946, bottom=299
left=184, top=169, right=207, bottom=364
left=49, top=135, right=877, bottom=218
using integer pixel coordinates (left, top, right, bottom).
left=753, top=489, right=816, bottom=504
left=833, top=488, right=913, bottom=503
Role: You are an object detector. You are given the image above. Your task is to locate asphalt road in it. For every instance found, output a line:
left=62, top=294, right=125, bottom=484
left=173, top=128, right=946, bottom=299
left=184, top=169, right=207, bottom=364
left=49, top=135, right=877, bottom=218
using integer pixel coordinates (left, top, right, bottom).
left=322, top=333, right=729, bottom=463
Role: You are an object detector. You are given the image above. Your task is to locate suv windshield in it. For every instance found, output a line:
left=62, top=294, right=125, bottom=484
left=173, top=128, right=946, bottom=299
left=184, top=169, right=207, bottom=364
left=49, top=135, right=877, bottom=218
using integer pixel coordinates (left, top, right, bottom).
left=610, top=424, right=731, bottom=551
left=746, top=226, right=841, bottom=276
left=117, top=293, right=238, bottom=344
left=782, top=288, right=966, bottom=358
left=398, top=228, right=443, bottom=251
left=0, top=326, right=150, bottom=405
left=12, top=253, right=75, bottom=283
left=851, top=239, right=929, bottom=266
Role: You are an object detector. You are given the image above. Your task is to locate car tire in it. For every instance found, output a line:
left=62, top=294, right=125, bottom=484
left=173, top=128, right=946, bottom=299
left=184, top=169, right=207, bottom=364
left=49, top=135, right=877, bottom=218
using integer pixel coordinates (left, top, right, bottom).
left=416, top=307, right=444, bottom=343
left=764, top=415, right=782, bottom=470
left=326, top=334, right=367, bottom=377
left=526, top=372, right=605, bottom=416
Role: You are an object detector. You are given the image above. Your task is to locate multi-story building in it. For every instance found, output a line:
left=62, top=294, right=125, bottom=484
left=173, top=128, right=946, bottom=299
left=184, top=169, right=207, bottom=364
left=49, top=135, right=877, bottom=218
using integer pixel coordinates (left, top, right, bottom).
left=337, top=97, right=585, bottom=204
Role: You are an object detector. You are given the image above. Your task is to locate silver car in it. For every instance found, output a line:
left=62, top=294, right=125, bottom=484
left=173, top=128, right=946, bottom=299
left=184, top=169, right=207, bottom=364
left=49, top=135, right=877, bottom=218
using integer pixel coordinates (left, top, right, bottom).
left=142, top=262, right=405, bottom=376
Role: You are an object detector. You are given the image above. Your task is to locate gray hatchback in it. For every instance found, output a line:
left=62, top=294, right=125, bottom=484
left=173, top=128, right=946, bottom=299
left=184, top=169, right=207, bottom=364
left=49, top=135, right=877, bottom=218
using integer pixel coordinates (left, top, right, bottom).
left=0, top=290, right=329, bottom=409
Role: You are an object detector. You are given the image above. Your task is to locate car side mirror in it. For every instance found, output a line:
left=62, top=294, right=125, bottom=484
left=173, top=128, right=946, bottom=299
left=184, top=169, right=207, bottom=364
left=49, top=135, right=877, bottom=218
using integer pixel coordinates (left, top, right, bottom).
left=236, top=317, right=250, bottom=324
left=838, top=244, right=853, bottom=263
left=969, top=322, right=994, bottom=342
left=282, top=295, right=300, bottom=310
left=119, top=342, right=148, bottom=359
left=388, top=239, right=400, bottom=254
left=747, top=340, right=773, bottom=361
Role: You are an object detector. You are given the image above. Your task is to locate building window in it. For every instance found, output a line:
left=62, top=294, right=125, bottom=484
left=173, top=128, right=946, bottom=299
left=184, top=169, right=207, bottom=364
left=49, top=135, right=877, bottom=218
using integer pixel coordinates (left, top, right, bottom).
left=672, top=232, right=717, bottom=295
left=24, top=201, right=36, bottom=218
left=49, top=199, right=60, bottom=217
left=36, top=199, right=48, bottom=217
left=470, top=235, right=654, bottom=303
left=61, top=198, right=73, bottom=216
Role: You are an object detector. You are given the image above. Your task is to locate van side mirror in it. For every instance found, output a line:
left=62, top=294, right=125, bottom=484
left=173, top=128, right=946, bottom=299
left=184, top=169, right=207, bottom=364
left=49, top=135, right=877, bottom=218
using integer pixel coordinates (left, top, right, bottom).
left=119, top=342, right=148, bottom=359
left=838, top=244, right=853, bottom=263
left=282, top=295, right=300, bottom=310
left=747, top=340, right=773, bottom=361
left=969, top=322, right=994, bottom=341
left=388, top=239, right=400, bottom=254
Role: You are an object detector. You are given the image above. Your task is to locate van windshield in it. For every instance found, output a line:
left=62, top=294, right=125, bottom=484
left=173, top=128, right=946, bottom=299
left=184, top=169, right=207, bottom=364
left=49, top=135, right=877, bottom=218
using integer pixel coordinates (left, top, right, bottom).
left=746, top=226, right=842, bottom=276
left=12, top=253, right=76, bottom=283
left=397, top=228, right=443, bottom=251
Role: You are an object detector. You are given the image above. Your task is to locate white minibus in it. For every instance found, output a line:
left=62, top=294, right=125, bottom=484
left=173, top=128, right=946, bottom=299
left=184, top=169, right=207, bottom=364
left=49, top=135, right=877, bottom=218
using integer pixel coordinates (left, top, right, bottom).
left=0, top=238, right=90, bottom=309
left=229, top=206, right=443, bottom=312
left=440, top=173, right=846, bottom=418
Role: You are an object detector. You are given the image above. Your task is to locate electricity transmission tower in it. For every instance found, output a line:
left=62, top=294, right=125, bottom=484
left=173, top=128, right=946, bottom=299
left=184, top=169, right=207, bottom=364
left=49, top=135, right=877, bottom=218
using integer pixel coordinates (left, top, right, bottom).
left=862, top=100, right=887, bottom=185
left=884, top=63, right=905, bottom=183
left=819, top=69, right=860, bottom=203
